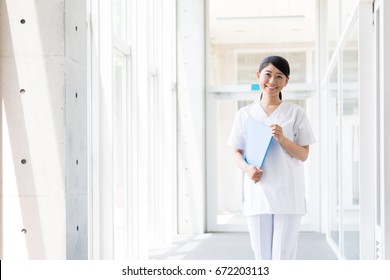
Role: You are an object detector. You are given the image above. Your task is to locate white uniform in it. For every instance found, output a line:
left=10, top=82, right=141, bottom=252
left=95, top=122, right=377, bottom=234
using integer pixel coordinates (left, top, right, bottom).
left=227, top=101, right=316, bottom=259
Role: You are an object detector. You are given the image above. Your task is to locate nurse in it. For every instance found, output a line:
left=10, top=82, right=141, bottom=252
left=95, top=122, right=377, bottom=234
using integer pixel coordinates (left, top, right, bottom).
left=227, top=56, right=315, bottom=260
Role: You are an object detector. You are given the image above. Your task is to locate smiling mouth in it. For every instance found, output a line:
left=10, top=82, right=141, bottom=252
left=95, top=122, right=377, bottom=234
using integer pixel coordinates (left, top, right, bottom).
left=266, top=85, right=277, bottom=90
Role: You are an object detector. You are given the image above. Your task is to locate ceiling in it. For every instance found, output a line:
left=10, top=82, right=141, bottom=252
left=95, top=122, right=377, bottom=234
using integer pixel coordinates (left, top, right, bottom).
left=208, top=0, right=358, bottom=46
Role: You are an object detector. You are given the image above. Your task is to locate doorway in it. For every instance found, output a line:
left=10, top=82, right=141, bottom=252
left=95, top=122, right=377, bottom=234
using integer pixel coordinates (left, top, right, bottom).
left=205, top=0, right=320, bottom=232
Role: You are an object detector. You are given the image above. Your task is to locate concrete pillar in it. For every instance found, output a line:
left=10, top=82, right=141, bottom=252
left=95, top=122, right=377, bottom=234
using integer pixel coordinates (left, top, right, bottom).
left=0, top=0, right=66, bottom=259
left=65, top=0, right=88, bottom=259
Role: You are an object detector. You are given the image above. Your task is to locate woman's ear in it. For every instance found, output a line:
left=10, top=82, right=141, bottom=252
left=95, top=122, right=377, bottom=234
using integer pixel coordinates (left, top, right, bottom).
left=256, top=71, right=260, bottom=79
left=284, top=76, right=290, bottom=86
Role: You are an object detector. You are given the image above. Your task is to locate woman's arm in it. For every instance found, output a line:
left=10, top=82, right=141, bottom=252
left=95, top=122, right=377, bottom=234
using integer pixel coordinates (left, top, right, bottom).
left=270, top=124, right=310, bottom=162
left=233, top=148, right=263, bottom=183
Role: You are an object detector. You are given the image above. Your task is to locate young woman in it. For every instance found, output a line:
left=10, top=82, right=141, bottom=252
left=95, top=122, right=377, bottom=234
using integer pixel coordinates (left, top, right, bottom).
left=227, top=56, right=315, bottom=260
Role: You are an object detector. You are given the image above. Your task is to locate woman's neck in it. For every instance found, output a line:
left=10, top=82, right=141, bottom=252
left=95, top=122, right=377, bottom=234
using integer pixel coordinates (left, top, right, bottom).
left=260, top=95, right=282, bottom=106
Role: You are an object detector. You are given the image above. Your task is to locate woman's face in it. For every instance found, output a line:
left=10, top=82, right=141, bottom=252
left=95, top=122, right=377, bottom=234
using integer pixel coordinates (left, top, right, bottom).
left=257, top=64, right=289, bottom=99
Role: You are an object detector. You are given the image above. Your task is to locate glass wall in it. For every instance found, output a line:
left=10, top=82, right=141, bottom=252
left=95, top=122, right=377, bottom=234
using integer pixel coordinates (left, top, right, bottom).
left=327, top=0, right=357, bottom=61
left=89, top=0, right=177, bottom=260
left=342, top=24, right=359, bottom=260
left=327, top=0, right=339, bottom=62
left=328, top=63, right=339, bottom=248
left=113, top=50, right=128, bottom=259
left=324, top=0, right=359, bottom=259
left=112, top=0, right=130, bottom=259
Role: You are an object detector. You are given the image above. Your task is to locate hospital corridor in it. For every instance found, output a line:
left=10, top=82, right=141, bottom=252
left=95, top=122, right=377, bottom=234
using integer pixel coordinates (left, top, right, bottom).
left=1, top=0, right=390, bottom=261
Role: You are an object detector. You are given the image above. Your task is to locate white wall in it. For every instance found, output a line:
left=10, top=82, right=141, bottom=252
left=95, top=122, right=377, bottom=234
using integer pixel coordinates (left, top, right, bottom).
left=359, top=0, right=375, bottom=260
left=379, top=0, right=390, bottom=260
left=0, top=0, right=66, bottom=259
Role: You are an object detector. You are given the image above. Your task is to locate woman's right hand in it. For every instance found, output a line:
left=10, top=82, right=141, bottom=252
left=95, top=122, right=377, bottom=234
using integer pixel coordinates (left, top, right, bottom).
left=246, top=165, right=263, bottom=183
left=233, top=149, right=263, bottom=183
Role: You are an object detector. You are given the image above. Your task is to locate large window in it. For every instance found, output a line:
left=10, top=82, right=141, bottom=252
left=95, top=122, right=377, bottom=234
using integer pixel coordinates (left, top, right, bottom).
left=112, top=0, right=131, bottom=260
left=323, top=0, right=360, bottom=259
left=89, top=0, right=176, bottom=260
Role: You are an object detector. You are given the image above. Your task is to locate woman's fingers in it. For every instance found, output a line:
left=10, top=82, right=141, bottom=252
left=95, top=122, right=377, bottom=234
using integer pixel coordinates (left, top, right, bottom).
left=270, top=124, right=286, bottom=143
left=251, top=167, right=263, bottom=183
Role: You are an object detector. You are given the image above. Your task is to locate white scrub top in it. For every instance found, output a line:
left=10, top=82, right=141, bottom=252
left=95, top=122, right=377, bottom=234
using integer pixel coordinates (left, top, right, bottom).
left=227, top=101, right=316, bottom=216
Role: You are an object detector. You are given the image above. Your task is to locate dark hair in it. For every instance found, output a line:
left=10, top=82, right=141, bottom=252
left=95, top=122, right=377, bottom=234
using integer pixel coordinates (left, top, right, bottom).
left=258, top=56, right=290, bottom=100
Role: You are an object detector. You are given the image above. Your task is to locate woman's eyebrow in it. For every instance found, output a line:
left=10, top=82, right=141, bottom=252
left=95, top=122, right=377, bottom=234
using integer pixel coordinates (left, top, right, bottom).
left=264, top=70, right=284, bottom=75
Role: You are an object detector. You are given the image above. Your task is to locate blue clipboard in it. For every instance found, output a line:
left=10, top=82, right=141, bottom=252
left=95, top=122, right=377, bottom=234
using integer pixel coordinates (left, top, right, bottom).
left=244, top=117, right=274, bottom=168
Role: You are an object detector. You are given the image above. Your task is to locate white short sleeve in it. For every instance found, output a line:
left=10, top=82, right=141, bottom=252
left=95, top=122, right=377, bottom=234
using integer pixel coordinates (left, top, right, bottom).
left=293, top=108, right=316, bottom=146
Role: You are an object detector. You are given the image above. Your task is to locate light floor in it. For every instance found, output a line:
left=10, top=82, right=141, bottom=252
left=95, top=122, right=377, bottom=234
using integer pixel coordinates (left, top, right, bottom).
left=149, top=232, right=338, bottom=260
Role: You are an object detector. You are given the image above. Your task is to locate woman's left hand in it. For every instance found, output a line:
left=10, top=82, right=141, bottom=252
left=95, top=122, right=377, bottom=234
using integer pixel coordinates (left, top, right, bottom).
left=270, top=123, right=310, bottom=162
left=270, top=124, right=286, bottom=144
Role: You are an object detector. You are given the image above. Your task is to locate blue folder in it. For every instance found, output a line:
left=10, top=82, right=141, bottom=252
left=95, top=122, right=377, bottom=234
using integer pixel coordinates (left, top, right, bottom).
left=244, top=117, right=274, bottom=168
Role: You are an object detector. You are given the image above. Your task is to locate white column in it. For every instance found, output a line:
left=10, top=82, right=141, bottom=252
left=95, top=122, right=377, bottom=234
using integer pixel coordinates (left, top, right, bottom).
left=147, top=0, right=177, bottom=249
left=127, top=0, right=150, bottom=259
left=97, top=0, right=114, bottom=260
left=380, top=0, right=390, bottom=260
left=318, top=0, right=329, bottom=234
left=358, top=0, right=375, bottom=260
left=177, top=0, right=206, bottom=234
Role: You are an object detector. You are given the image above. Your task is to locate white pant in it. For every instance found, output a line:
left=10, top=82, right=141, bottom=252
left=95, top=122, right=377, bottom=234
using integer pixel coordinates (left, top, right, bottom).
left=247, top=214, right=302, bottom=260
